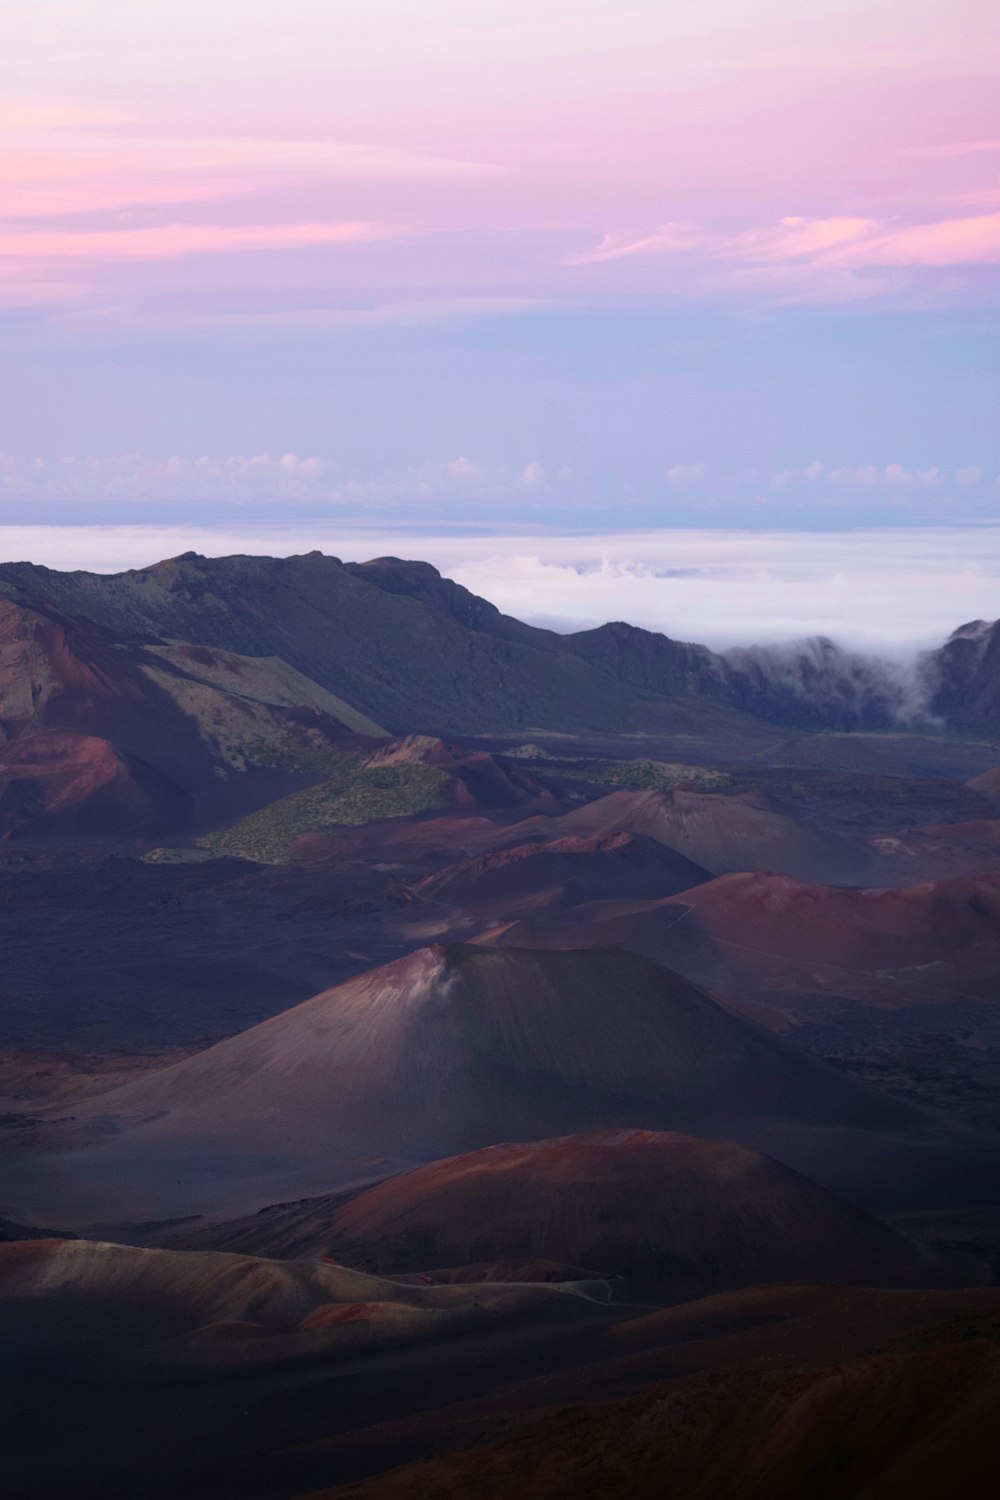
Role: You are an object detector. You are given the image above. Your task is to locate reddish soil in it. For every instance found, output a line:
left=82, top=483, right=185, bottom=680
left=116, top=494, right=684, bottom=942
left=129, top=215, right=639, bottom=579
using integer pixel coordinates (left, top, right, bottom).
left=661, top=870, right=1000, bottom=976
left=0, top=731, right=177, bottom=838
left=411, top=831, right=709, bottom=917
left=495, top=869, right=1000, bottom=1002
left=492, top=785, right=870, bottom=882
left=324, top=1129, right=937, bottom=1296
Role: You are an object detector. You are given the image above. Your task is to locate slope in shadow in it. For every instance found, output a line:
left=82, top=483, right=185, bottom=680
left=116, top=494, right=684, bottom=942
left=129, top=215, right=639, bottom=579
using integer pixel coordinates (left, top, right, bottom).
left=322, top=1129, right=948, bottom=1297
left=6, top=944, right=953, bottom=1227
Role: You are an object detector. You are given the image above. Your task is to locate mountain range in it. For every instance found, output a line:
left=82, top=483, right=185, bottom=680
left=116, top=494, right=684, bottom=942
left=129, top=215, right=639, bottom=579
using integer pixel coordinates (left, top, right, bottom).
left=2, top=550, right=997, bottom=767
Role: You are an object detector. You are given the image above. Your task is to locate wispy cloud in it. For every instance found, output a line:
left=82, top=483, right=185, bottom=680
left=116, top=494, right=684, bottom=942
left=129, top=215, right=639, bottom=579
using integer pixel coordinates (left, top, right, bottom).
left=568, top=211, right=1000, bottom=297
left=733, top=217, right=876, bottom=261
left=902, top=138, right=1000, bottom=160
left=566, top=224, right=704, bottom=266
left=0, top=105, right=127, bottom=130
left=164, top=297, right=558, bottom=336
left=0, top=123, right=506, bottom=219
left=0, top=220, right=394, bottom=262
left=3, top=0, right=1000, bottom=328
left=1, top=0, right=999, bottom=496
left=745, top=213, right=1000, bottom=270
left=841, top=214, right=1000, bottom=268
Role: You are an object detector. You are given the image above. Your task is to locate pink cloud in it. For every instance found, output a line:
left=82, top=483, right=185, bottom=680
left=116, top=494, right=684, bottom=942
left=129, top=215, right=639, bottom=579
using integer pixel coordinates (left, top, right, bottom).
left=3, top=4, right=1000, bottom=317
left=846, top=214, right=1000, bottom=267
left=732, top=214, right=1000, bottom=272
left=567, top=211, right=1000, bottom=297
left=566, top=224, right=704, bottom=266
left=0, top=126, right=503, bottom=219
left=0, top=105, right=127, bottom=130
left=0, top=221, right=393, bottom=262
left=733, top=217, right=875, bottom=261
left=730, top=214, right=1000, bottom=271
left=902, top=139, right=1000, bottom=159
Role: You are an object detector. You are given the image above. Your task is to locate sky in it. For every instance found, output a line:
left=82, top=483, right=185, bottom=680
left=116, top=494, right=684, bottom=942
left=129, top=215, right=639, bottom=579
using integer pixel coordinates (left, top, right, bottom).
left=0, top=0, right=998, bottom=537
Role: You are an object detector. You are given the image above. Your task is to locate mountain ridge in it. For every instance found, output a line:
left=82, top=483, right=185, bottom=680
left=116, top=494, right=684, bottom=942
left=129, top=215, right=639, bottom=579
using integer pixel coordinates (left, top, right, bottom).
left=1, top=549, right=978, bottom=743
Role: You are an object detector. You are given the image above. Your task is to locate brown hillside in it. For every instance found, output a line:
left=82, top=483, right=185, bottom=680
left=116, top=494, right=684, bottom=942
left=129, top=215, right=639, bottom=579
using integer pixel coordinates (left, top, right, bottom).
left=325, top=1129, right=937, bottom=1296
left=0, top=731, right=184, bottom=838
left=13, top=943, right=921, bottom=1224
left=0, top=1238, right=588, bottom=1384
left=412, top=832, right=709, bottom=916
left=496, top=785, right=869, bottom=882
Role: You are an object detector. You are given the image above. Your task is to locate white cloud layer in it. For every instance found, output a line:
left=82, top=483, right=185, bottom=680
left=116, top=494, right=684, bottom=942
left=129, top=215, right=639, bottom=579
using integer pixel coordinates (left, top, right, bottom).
left=4, top=524, right=1000, bottom=652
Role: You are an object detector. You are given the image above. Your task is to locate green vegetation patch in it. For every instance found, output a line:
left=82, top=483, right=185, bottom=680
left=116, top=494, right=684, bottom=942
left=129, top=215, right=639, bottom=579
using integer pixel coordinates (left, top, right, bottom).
left=533, top=757, right=733, bottom=793
left=600, top=758, right=733, bottom=791
left=504, top=744, right=556, bottom=761
left=142, top=846, right=214, bottom=864
left=201, top=757, right=449, bottom=863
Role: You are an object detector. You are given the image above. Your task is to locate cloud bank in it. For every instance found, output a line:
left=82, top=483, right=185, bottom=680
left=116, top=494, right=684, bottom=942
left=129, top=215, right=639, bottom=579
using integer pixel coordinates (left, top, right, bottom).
left=4, top=523, right=1000, bottom=653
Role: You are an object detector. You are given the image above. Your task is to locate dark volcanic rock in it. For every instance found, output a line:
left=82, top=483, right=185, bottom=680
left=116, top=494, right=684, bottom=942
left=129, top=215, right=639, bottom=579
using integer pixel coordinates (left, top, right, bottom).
left=565, top=621, right=914, bottom=731
left=924, top=618, right=1000, bottom=733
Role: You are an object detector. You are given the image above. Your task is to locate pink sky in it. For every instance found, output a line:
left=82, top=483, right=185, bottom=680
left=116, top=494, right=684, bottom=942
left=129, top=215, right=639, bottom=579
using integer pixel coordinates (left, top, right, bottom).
left=2, top=0, right=1000, bottom=323
left=1, top=2, right=999, bottom=531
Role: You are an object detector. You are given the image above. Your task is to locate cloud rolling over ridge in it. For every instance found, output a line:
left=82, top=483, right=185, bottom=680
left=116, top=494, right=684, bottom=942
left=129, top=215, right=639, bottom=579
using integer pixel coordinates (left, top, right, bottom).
left=3, top=524, right=1000, bottom=654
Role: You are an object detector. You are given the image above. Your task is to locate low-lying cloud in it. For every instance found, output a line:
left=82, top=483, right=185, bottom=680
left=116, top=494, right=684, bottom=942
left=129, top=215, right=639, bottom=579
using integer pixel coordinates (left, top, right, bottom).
left=4, top=524, right=1000, bottom=655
